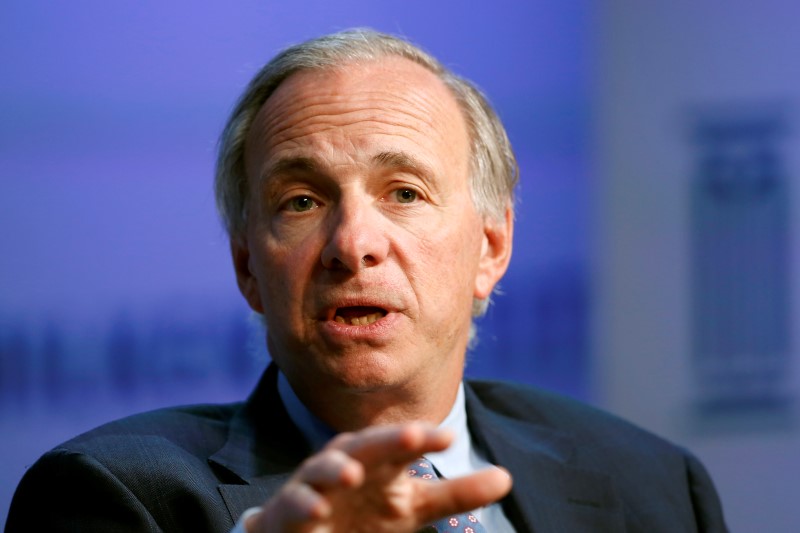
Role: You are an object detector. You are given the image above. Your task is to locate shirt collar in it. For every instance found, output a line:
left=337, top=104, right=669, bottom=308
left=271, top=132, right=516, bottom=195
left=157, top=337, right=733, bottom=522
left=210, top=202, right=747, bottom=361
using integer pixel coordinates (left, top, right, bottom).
left=277, top=370, right=337, bottom=451
left=276, top=371, right=482, bottom=478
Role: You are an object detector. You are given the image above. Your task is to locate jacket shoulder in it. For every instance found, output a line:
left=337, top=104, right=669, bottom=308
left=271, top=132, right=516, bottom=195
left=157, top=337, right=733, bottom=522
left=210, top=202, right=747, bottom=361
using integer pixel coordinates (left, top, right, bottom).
left=466, top=378, right=673, bottom=449
left=8, top=402, right=243, bottom=532
left=465, top=379, right=729, bottom=531
left=65, top=402, right=241, bottom=452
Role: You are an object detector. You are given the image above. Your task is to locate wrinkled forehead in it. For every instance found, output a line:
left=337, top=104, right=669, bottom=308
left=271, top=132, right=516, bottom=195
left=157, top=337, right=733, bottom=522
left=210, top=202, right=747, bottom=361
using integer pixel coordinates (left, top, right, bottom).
left=243, top=57, right=471, bottom=180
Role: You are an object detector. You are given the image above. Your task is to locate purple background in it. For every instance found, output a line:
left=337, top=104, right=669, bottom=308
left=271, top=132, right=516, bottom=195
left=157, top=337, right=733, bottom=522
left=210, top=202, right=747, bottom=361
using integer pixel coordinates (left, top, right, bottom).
left=1, top=0, right=590, bottom=521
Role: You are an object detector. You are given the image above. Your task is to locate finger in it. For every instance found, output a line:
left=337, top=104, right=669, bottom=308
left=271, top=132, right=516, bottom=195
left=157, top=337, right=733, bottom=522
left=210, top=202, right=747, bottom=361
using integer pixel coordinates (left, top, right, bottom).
left=249, top=482, right=331, bottom=532
left=248, top=449, right=368, bottom=531
left=415, top=467, right=513, bottom=525
left=328, top=423, right=454, bottom=469
left=295, top=448, right=364, bottom=491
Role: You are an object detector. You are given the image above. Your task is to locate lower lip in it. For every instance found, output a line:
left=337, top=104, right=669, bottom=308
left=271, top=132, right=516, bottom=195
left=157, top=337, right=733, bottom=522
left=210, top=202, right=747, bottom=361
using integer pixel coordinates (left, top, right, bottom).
left=319, top=312, right=400, bottom=342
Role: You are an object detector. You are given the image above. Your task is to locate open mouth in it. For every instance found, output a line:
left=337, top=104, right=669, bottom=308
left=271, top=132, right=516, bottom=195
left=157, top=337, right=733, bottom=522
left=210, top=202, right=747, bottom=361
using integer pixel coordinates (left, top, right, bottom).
left=333, top=306, right=387, bottom=326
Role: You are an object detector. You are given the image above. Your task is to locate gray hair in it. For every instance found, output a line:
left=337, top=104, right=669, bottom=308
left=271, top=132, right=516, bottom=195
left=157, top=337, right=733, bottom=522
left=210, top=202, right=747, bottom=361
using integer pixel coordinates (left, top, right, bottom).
left=214, top=28, right=518, bottom=318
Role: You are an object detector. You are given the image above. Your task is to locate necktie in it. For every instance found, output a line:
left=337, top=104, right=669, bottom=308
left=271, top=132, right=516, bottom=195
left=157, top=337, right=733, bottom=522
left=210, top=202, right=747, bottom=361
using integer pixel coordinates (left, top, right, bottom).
left=407, top=458, right=488, bottom=533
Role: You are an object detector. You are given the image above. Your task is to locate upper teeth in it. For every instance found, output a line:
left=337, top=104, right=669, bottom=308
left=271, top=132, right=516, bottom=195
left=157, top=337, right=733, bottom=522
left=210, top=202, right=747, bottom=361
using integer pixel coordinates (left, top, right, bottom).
left=334, top=312, right=383, bottom=325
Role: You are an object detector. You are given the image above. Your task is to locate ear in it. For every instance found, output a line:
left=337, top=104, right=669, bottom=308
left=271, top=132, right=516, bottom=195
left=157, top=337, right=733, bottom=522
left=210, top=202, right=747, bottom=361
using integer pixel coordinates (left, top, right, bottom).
left=474, top=204, right=514, bottom=300
left=231, top=235, right=265, bottom=314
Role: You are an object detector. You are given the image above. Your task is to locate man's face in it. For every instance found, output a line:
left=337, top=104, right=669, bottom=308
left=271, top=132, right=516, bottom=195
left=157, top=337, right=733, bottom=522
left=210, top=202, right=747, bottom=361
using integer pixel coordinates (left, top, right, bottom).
left=233, top=57, right=511, bottom=408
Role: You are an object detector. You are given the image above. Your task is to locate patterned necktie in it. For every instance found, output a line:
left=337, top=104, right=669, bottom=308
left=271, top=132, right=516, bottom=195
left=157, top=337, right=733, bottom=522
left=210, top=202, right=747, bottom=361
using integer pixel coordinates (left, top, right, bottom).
left=407, top=458, right=488, bottom=533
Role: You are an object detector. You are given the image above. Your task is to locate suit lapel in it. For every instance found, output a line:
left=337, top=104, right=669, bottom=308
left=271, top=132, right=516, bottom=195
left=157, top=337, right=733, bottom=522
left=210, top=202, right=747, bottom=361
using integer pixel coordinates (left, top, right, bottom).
left=218, top=474, right=292, bottom=524
left=210, top=365, right=312, bottom=523
left=465, top=384, right=626, bottom=532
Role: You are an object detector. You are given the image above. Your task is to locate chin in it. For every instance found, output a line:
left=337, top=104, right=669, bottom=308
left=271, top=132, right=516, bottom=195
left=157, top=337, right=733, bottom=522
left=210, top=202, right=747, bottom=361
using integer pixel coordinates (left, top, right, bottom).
left=321, top=353, right=411, bottom=393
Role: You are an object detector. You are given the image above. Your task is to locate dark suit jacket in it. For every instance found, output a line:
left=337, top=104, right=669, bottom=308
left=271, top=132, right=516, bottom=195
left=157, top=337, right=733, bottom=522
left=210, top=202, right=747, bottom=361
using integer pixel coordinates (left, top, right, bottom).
left=7, top=365, right=727, bottom=532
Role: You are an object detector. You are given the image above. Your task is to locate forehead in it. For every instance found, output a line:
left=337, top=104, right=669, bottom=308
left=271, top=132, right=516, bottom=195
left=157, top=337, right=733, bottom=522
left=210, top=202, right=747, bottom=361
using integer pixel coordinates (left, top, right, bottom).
left=244, top=56, right=470, bottom=178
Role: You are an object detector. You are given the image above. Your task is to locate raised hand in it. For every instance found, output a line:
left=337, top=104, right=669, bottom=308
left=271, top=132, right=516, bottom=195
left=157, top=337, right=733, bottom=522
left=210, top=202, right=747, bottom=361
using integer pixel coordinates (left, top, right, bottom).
left=245, top=423, right=512, bottom=533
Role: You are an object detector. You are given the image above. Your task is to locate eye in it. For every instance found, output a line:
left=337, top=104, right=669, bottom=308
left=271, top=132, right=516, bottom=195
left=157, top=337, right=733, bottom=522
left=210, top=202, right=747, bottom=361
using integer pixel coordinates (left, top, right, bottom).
left=287, top=195, right=318, bottom=212
left=395, top=188, right=418, bottom=203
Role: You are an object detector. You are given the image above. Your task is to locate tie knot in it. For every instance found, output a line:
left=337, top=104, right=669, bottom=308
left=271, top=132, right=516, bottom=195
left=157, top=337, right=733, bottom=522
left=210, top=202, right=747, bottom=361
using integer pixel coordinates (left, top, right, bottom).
left=406, top=458, right=488, bottom=532
left=407, top=458, right=438, bottom=480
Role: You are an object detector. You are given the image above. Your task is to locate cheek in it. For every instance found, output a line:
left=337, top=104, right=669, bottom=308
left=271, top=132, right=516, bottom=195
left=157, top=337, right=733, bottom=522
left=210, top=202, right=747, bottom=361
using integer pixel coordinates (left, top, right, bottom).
left=256, top=235, right=320, bottom=304
left=414, top=225, right=482, bottom=297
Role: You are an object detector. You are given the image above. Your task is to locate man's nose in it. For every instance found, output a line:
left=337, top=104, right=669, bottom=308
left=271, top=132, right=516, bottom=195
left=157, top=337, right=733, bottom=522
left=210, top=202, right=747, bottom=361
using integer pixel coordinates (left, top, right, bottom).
left=320, top=199, right=389, bottom=272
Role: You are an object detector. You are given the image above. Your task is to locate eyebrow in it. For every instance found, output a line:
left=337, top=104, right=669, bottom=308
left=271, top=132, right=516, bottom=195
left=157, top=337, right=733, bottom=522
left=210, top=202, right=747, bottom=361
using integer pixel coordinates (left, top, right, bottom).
left=371, top=151, right=434, bottom=179
left=262, top=156, right=320, bottom=181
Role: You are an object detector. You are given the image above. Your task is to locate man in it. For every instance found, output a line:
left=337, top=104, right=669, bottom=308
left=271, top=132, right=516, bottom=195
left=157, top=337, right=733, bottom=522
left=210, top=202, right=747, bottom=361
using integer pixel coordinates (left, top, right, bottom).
left=7, top=29, right=728, bottom=532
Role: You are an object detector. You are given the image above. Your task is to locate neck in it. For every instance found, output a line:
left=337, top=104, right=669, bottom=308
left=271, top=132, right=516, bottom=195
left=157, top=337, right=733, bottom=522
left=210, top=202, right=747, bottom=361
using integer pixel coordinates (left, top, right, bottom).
left=284, top=368, right=463, bottom=432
